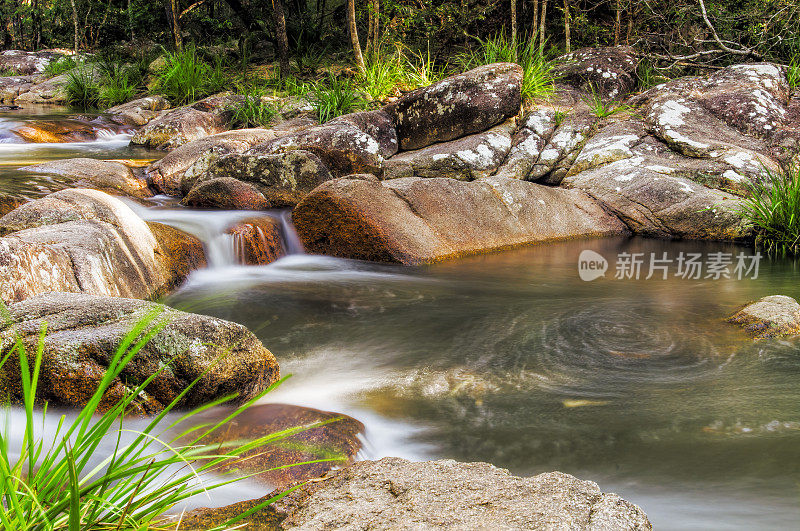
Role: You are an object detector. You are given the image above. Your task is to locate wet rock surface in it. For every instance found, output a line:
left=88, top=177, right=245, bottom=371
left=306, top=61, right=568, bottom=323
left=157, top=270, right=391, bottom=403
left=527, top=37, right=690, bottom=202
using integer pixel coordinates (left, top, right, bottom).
left=19, top=158, right=151, bottom=198
left=294, top=175, right=627, bottom=264
left=728, top=295, right=800, bottom=339
left=0, top=292, right=280, bottom=412
left=106, top=95, right=171, bottom=126
left=226, top=216, right=286, bottom=265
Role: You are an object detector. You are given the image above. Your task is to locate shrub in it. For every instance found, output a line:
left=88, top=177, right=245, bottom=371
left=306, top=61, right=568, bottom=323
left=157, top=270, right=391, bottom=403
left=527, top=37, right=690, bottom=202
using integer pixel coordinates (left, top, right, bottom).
left=737, top=164, right=800, bottom=255
left=310, top=75, right=367, bottom=123
left=0, top=306, right=337, bottom=529
left=44, top=56, right=77, bottom=78
left=64, top=67, right=101, bottom=109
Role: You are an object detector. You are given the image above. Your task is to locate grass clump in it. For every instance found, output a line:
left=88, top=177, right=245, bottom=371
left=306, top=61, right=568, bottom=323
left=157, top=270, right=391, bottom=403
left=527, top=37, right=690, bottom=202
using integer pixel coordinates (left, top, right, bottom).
left=737, top=164, right=800, bottom=255
left=788, top=54, right=799, bottom=89
left=154, top=46, right=228, bottom=105
left=401, top=48, right=447, bottom=89
left=361, top=55, right=402, bottom=101
left=230, top=89, right=278, bottom=128
left=44, top=56, right=77, bottom=78
left=0, top=306, right=334, bottom=530
left=64, top=66, right=101, bottom=109
left=582, top=85, right=632, bottom=118
left=310, top=75, right=367, bottom=123
left=459, top=32, right=556, bottom=101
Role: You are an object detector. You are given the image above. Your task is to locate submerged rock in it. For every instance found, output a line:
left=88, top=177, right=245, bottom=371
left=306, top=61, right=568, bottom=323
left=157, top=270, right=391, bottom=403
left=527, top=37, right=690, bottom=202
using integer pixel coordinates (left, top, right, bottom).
left=728, top=295, right=800, bottom=339
left=385, top=62, right=523, bottom=151
left=12, top=118, right=107, bottom=143
left=0, top=189, right=204, bottom=304
left=0, top=293, right=279, bottom=413
left=294, top=175, right=627, bottom=264
left=182, top=458, right=651, bottom=530
left=19, top=158, right=151, bottom=199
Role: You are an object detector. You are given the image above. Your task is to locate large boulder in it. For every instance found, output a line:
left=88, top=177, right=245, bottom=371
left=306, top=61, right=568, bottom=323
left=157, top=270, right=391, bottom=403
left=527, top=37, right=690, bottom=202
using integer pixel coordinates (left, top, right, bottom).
left=0, top=189, right=205, bottom=304
left=145, top=128, right=289, bottom=196
left=554, top=46, right=639, bottom=100
left=0, top=50, right=62, bottom=75
left=0, top=75, right=35, bottom=103
left=182, top=458, right=651, bottom=530
left=182, top=177, right=272, bottom=210
left=728, top=295, right=800, bottom=339
left=293, top=176, right=627, bottom=264
left=226, top=216, right=285, bottom=265
left=14, top=70, right=81, bottom=104
left=106, top=95, right=171, bottom=126
left=11, top=118, right=121, bottom=143
left=327, top=109, right=399, bottom=158
left=194, top=148, right=334, bottom=207
left=383, top=120, right=515, bottom=180
left=18, top=158, right=151, bottom=199
left=0, top=293, right=279, bottom=413
left=385, top=62, right=523, bottom=151
left=130, top=105, right=230, bottom=149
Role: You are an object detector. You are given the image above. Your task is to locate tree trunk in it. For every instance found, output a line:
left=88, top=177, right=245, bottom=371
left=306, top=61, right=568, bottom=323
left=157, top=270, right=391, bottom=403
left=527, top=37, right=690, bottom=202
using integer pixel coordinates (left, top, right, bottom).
left=538, top=0, right=548, bottom=50
left=128, top=0, right=135, bottom=41
left=368, top=0, right=379, bottom=58
left=563, top=0, right=570, bottom=53
left=531, top=0, right=539, bottom=47
left=510, top=0, right=517, bottom=44
left=70, top=0, right=79, bottom=52
left=614, top=0, right=621, bottom=45
left=272, top=0, right=290, bottom=77
left=166, top=0, right=182, bottom=50
left=348, top=0, right=365, bottom=73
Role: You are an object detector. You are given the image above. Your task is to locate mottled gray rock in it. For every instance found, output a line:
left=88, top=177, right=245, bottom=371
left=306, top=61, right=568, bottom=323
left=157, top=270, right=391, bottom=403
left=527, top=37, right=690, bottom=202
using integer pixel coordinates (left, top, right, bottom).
left=14, top=70, right=83, bottom=104
left=385, top=62, right=523, bottom=151
left=494, top=107, right=560, bottom=180
left=146, top=128, right=285, bottom=196
left=728, top=295, right=800, bottom=339
left=0, top=50, right=63, bottom=75
left=383, top=120, right=515, bottom=180
left=0, top=293, right=279, bottom=412
left=0, top=189, right=204, bottom=304
left=196, top=148, right=333, bottom=207
left=257, top=122, right=384, bottom=177
left=106, top=95, right=171, bottom=126
left=294, top=175, right=627, bottom=264
left=18, top=158, right=151, bottom=199
left=554, top=46, right=639, bottom=100
left=271, top=458, right=651, bottom=530
left=327, top=109, right=398, bottom=158
left=0, top=75, right=35, bottom=103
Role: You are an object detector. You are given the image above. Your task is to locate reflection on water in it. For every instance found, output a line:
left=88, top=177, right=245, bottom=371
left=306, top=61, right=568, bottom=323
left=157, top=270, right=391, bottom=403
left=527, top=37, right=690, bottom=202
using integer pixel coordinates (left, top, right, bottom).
left=166, top=237, right=800, bottom=530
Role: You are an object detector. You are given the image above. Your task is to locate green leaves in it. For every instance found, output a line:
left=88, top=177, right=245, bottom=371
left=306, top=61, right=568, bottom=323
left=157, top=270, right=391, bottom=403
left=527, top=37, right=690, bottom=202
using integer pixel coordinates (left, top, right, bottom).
left=737, top=165, right=800, bottom=256
left=310, top=75, right=368, bottom=123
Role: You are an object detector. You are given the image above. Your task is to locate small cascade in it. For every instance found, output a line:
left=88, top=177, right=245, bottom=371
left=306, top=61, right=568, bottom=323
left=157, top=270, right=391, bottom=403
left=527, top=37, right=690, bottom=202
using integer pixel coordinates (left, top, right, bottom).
left=129, top=203, right=305, bottom=270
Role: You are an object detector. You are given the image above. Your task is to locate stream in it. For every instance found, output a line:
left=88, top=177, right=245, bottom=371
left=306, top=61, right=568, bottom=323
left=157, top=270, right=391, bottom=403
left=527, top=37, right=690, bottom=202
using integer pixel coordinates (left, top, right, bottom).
left=2, top=108, right=800, bottom=529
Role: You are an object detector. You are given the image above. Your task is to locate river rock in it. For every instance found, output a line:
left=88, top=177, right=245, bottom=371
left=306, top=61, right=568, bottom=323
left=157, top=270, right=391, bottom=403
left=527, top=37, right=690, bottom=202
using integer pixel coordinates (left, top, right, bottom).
left=18, top=158, right=151, bottom=199
left=226, top=216, right=285, bottom=265
left=385, top=63, right=523, bottom=151
left=14, top=71, right=76, bottom=104
left=0, top=189, right=205, bottom=304
left=106, top=95, right=171, bottom=126
left=256, top=122, right=384, bottom=177
left=195, top=148, right=334, bottom=207
left=293, top=175, right=627, bottom=264
left=384, top=119, right=515, bottom=180
left=494, top=107, right=561, bottom=180
left=182, top=177, right=272, bottom=210
left=728, top=295, right=800, bottom=339
left=12, top=118, right=102, bottom=143
left=146, top=128, right=288, bottom=196
left=0, top=50, right=62, bottom=75
left=554, top=46, right=639, bottom=100
left=0, top=293, right=279, bottom=413
left=182, top=458, right=651, bottom=530
left=188, top=403, right=363, bottom=488
left=327, top=109, right=398, bottom=158
left=0, top=75, right=35, bottom=103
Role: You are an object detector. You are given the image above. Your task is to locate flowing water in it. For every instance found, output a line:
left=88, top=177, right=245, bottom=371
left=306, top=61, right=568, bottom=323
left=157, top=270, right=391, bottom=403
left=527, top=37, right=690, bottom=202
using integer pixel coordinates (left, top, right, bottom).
left=3, top=109, right=800, bottom=528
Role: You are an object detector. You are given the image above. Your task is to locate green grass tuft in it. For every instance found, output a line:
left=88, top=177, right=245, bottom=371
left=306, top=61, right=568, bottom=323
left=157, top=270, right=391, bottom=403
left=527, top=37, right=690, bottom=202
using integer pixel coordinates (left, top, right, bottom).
left=44, top=56, right=77, bottom=78
left=154, top=46, right=229, bottom=105
left=737, top=164, right=800, bottom=256
left=230, top=89, right=278, bottom=128
left=64, top=67, right=101, bottom=109
left=310, top=75, right=367, bottom=123
left=788, top=54, right=799, bottom=89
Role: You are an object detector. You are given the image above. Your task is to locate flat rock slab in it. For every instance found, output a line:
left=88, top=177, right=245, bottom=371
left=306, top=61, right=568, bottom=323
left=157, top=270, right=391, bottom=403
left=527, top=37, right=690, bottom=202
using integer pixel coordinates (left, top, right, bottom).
left=180, top=458, right=651, bottom=530
left=0, top=293, right=280, bottom=412
left=293, top=175, right=627, bottom=264
left=728, top=295, right=800, bottom=339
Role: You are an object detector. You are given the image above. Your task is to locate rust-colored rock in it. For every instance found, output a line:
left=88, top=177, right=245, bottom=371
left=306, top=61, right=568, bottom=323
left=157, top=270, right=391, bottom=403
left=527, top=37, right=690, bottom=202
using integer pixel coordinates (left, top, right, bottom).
left=226, top=216, right=285, bottom=265
left=12, top=119, right=100, bottom=143
left=181, top=177, right=272, bottom=210
left=19, top=158, right=152, bottom=199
